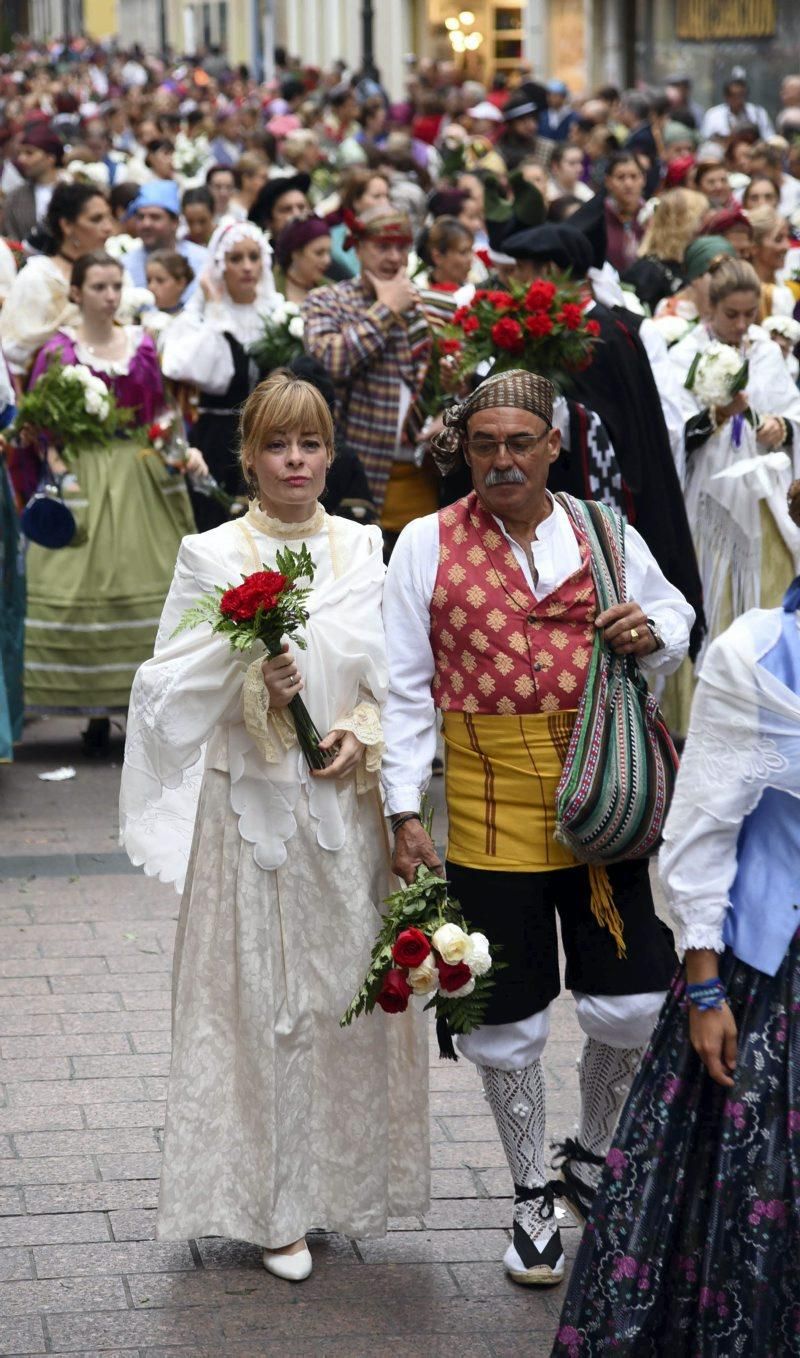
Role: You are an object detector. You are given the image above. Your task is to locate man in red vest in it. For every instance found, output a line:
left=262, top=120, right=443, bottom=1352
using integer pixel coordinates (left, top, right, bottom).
left=381, top=369, right=693, bottom=1287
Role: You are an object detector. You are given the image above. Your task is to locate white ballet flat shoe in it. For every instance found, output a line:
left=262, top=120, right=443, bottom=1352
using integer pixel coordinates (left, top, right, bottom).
left=261, top=1245, right=312, bottom=1282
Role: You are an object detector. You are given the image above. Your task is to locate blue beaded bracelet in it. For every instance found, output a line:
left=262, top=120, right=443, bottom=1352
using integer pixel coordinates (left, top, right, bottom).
left=686, top=978, right=726, bottom=1012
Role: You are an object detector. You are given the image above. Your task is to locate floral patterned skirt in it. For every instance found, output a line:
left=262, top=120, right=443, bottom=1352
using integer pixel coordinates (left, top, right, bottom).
left=552, top=931, right=800, bottom=1357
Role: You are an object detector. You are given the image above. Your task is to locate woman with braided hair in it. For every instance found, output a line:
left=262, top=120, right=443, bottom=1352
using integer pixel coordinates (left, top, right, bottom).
left=553, top=480, right=800, bottom=1356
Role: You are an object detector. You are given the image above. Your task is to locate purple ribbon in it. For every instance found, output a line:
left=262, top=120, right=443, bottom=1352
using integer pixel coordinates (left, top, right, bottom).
left=732, top=412, right=744, bottom=448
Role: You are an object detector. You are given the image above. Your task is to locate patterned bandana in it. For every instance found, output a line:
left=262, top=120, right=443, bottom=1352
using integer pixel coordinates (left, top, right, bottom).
left=343, top=208, right=413, bottom=252
left=430, top=369, right=555, bottom=473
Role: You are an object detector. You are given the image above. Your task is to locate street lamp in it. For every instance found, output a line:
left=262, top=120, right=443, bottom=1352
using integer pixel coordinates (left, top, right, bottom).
left=362, top=0, right=377, bottom=81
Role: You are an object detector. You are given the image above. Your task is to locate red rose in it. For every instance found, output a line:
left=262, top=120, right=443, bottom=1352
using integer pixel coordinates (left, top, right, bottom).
left=435, top=956, right=473, bottom=993
left=219, top=569, right=289, bottom=623
left=392, top=927, right=432, bottom=969
left=461, top=313, right=480, bottom=335
left=557, top=303, right=585, bottom=331
left=524, top=313, right=554, bottom=339
left=439, top=338, right=463, bottom=355
left=475, top=247, right=492, bottom=269
left=486, top=290, right=515, bottom=309
left=585, top=319, right=601, bottom=337
left=491, top=317, right=525, bottom=353
left=473, top=289, right=490, bottom=301
left=376, top=968, right=412, bottom=1013
left=524, top=280, right=557, bottom=312
left=453, top=305, right=469, bottom=324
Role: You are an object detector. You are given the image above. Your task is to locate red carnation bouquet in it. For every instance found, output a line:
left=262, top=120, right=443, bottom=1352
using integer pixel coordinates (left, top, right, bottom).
left=341, top=864, right=499, bottom=1058
left=172, top=542, right=329, bottom=770
left=442, top=271, right=600, bottom=386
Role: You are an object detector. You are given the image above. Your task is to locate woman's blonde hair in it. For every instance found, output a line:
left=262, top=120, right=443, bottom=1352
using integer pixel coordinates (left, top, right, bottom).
left=707, top=255, right=761, bottom=306
left=638, top=188, right=708, bottom=261
left=239, top=370, right=334, bottom=474
left=748, top=205, right=786, bottom=249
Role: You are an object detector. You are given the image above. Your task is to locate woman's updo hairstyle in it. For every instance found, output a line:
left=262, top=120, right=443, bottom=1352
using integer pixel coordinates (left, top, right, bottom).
left=707, top=255, right=761, bottom=306
left=417, top=215, right=472, bottom=269
left=239, top=370, right=335, bottom=477
left=41, top=182, right=108, bottom=254
left=748, top=205, right=785, bottom=252
left=70, top=249, right=123, bottom=292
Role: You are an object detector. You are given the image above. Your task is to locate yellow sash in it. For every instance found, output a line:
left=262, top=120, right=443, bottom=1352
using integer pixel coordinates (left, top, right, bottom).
left=443, top=709, right=580, bottom=872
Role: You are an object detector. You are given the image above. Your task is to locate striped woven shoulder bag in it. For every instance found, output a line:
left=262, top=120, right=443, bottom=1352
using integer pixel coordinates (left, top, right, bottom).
left=553, top=493, right=680, bottom=864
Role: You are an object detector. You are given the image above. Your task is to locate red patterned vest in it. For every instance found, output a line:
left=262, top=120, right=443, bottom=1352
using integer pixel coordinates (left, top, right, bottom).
left=430, top=492, right=597, bottom=715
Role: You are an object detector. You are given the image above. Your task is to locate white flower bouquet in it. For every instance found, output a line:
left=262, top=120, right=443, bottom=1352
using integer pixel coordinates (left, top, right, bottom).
left=341, top=865, right=500, bottom=1057
left=173, top=133, right=211, bottom=181
left=650, top=312, right=696, bottom=346
left=12, top=355, right=132, bottom=464
left=116, top=285, right=156, bottom=325
left=684, top=339, right=749, bottom=408
left=249, top=299, right=305, bottom=375
left=105, top=233, right=139, bottom=260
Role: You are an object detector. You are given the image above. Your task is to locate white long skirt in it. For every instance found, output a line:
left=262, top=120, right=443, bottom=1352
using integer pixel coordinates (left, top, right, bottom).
left=156, top=768, right=430, bottom=1248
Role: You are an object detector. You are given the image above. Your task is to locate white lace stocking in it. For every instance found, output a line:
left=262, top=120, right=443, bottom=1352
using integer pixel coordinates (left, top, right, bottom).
left=575, top=1037, right=643, bottom=1189
left=481, top=1062, right=556, bottom=1249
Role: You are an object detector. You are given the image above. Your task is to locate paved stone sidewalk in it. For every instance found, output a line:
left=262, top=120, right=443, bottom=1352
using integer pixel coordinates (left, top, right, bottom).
left=0, top=716, right=586, bottom=1357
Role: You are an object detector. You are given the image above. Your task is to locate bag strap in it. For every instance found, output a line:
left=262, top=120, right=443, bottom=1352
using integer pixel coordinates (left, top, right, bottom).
left=554, top=493, right=627, bottom=613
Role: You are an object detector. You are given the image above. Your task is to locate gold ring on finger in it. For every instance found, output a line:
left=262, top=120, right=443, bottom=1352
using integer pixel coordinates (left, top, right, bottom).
left=630, top=627, right=639, bottom=640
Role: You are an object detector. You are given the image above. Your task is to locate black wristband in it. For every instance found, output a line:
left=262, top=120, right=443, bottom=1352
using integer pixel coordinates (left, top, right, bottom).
left=390, top=812, right=422, bottom=834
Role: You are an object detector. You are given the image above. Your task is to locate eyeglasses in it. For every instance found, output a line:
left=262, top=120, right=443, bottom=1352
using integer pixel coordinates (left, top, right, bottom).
left=465, top=431, right=552, bottom=459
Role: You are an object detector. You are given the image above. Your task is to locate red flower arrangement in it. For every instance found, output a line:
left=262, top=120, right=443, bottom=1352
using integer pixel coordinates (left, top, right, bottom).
left=444, top=269, right=599, bottom=385
left=173, top=543, right=329, bottom=770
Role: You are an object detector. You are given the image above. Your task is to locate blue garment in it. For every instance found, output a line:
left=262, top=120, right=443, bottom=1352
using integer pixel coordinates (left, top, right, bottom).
left=538, top=108, right=577, bottom=142
left=724, top=607, right=800, bottom=975
left=126, top=240, right=208, bottom=301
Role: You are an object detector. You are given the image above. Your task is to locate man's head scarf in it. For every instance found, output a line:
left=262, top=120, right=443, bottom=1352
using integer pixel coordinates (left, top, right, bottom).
left=343, top=206, right=413, bottom=252
left=430, top=369, right=555, bottom=473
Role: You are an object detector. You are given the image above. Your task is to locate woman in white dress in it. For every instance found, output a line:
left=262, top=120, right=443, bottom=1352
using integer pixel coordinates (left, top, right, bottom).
left=120, top=371, right=429, bottom=1281
left=160, top=220, right=276, bottom=531
left=0, top=182, right=114, bottom=381
left=665, top=255, right=800, bottom=733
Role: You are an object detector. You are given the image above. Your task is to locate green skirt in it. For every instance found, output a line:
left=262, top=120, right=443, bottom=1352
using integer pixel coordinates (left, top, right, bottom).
left=24, top=439, right=195, bottom=714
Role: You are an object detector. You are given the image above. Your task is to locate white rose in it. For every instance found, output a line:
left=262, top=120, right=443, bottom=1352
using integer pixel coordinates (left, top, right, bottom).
left=270, top=300, right=287, bottom=325
left=406, top=954, right=438, bottom=995
left=444, top=976, right=475, bottom=999
left=288, top=315, right=304, bottom=339
left=652, top=314, right=690, bottom=345
left=466, top=932, right=492, bottom=977
left=84, top=389, right=103, bottom=416
left=432, top=922, right=471, bottom=965
left=97, top=398, right=110, bottom=422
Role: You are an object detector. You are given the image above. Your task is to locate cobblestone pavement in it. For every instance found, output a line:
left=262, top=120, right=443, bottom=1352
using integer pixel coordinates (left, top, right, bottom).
left=0, top=716, right=591, bottom=1358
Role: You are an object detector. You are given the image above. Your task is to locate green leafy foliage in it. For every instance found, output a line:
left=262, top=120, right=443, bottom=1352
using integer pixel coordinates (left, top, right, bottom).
left=248, top=305, right=305, bottom=376
left=12, top=350, right=134, bottom=462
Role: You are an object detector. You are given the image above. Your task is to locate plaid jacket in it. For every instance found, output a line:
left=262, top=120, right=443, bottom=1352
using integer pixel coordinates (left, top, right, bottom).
left=302, top=278, right=433, bottom=510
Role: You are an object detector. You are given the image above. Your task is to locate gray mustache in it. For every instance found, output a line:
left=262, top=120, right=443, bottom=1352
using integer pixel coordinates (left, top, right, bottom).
left=484, top=466, right=527, bottom=487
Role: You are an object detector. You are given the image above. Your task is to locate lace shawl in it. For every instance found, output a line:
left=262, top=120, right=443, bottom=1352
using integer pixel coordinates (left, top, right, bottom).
left=120, top=511, right=387, bottom=890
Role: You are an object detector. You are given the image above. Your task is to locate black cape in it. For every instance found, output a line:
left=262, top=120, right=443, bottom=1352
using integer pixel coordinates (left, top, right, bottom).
left=567, top=302, right=705, bottom=655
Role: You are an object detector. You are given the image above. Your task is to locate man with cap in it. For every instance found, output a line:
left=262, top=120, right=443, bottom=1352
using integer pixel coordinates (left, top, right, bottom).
left=248, top=172, right=311, bottom=240
left=496, top=93, right=554, bottom=174
left=498, top=220, right=706, bottom=655
left=1, top=123, right=63, bottom=242
left=124, top=180, right=208, bottom=298
left=381, top=368, right=692, bottom=1286
left=538, top=80, right=576, bottom=144
left=302, top=205, right=433, bottom=544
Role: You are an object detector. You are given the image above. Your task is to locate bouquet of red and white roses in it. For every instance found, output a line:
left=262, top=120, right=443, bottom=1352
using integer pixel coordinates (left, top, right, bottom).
left=172, top=543, right=330, bottom=770
left=146, top=408, right=237, bottom=513
left=341, top=865, right=499, bottom=1058
left=442, top=272, right=600, bottom=386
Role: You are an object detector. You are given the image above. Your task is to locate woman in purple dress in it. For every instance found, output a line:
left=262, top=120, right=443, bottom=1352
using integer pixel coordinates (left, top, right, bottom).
left=24, top=249, right=197, bottom=753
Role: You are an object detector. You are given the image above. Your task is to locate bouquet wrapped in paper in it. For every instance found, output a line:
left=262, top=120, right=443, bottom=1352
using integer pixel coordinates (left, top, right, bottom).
left=341, top=865, right=499, bottom=1058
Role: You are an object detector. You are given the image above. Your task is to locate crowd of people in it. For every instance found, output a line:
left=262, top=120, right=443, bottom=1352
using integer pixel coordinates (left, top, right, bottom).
left=1, top=34, right=800, bottom=1353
